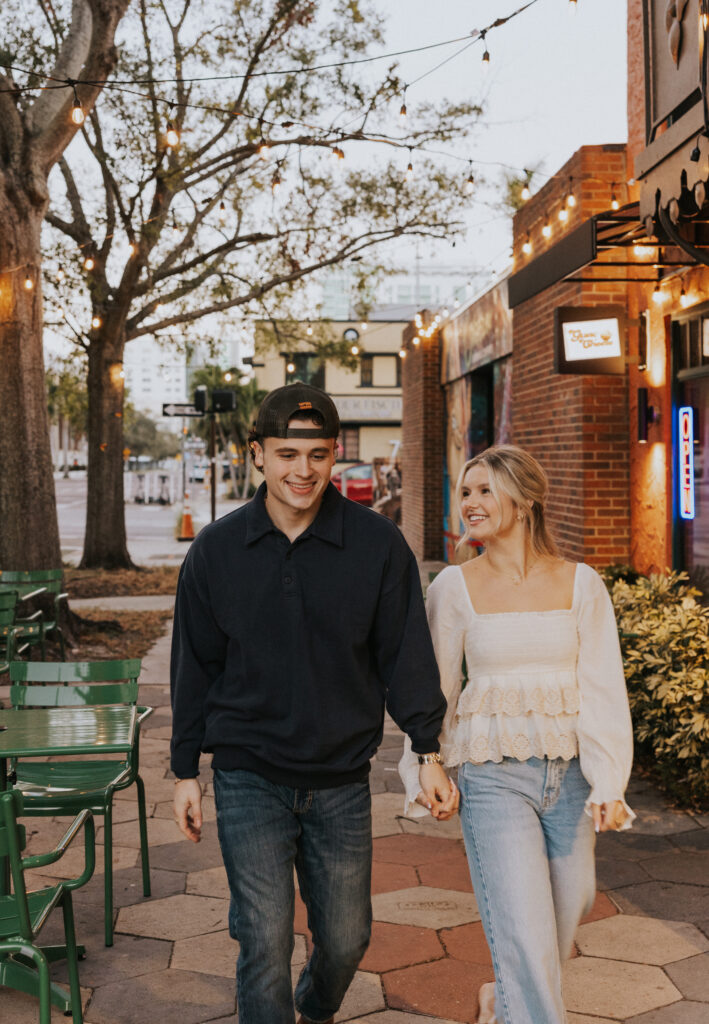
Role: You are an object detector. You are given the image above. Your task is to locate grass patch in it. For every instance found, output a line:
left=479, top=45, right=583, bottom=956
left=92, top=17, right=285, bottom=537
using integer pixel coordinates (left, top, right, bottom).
left=65, top=566, right=180, bottom=599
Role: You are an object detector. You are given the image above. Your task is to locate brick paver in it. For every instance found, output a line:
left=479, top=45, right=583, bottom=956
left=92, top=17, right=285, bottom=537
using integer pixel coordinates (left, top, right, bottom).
left=3, top=615, right=708, bottom=1024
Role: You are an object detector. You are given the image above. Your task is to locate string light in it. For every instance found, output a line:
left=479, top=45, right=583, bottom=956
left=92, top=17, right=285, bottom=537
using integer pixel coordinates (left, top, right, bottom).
left=652, top=281, right=665, bottom=304
left=610, top=184, right=620, bottom=211
left=56, top=265, right=65, bottom=282
left=399, top=88, right=407, bottom=122
left=219, top=200, right=227, bottom=225
left=412, top=335, right=420, bottom=346
left=405, top=148, right=414, bottom=182
left=398, top=347, right=407, bottom=359
left=165, top=119, right=180, bottom=148
left=680, top=287, right=691, bottom=308
left=271, top=170, right=282, bottom=195
left=257, top=138, right=270, bottom=161
left=520, top=172, right=531, bottom=202
left=442, top=307, right=449, bottom=317
left=24, top=275, right=34, bottom=290
left=350, top=343, right=359, bottom=355
left=92, top=315, right=102, bottom=328
left=83, top=255, right=95, bottom=270
left=70, top=84, right=84, bottom=126
left=481, top=31, right=490, bottom=66
left=414, top=313, right=423, bottom=328
left=542, top=217, right=552, bottom=239
left=558, top=204, right=568, bottom=223
left=465, top=162, right=475, bottom=195
left=522, top=234, right=532, bottom=255
left=566, top=178, right=576, bottom=207
left=224, top=371, right=233, bottom=381
left=172, top=215, right=180, bottom=238
left=306, top=322, right=313, bottom=336
left=286, top=359, right=295, bottom=373
left=453, top=298, right=460, bottom=309
left=360, top=321, right=368, bottom=331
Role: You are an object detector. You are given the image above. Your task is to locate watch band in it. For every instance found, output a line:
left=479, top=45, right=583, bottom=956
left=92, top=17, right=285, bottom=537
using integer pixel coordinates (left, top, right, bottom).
left=417, top=752, right=442, bottom=765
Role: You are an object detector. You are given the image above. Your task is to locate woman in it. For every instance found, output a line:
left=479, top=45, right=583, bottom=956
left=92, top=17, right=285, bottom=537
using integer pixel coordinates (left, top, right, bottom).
left=399, top=445, right=634, bottom=1024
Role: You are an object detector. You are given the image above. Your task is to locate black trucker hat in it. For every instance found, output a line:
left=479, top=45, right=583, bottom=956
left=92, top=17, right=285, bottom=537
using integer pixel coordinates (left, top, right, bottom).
left=253, top=382, right=340, bottom=439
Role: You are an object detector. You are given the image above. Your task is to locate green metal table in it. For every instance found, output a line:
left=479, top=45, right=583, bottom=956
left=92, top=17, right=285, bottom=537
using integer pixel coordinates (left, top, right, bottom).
left=0, top=705, right=137, bottom=1013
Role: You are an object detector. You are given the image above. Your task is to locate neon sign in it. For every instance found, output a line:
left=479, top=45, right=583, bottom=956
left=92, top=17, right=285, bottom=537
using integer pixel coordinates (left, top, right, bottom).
left=678, top=407, right=695, bottom=520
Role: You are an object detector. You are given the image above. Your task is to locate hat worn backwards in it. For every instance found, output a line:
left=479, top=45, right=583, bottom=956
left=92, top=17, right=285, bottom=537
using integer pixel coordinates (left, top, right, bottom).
left=254, top=382, right=340, bottom=439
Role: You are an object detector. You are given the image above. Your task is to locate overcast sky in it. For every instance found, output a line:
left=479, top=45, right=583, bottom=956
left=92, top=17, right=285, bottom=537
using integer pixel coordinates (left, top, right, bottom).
left=379, top=0, right=628, bottom=279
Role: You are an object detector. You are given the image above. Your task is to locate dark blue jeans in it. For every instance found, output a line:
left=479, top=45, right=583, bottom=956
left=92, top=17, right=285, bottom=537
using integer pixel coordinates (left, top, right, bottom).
left=213, top=768, right=372, bottom=1024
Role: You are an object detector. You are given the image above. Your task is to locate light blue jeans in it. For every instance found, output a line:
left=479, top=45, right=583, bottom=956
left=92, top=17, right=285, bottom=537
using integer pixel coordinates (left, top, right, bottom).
left=214, top=768, right=372, bottom=1024
left=458, top=756, right=596, bottom=1024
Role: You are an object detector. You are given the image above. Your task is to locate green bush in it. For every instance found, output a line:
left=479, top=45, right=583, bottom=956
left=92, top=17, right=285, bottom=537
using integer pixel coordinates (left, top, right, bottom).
left=602, top=569, right=709, bottom=810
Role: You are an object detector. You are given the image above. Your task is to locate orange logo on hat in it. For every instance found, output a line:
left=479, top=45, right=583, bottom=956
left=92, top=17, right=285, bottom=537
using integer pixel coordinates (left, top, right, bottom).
left=298, top=401, right=313, bottom=409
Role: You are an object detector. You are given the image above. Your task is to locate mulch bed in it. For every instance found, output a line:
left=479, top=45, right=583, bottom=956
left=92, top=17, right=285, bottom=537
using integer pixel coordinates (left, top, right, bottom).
left=64, top=566, right=180, bottom=599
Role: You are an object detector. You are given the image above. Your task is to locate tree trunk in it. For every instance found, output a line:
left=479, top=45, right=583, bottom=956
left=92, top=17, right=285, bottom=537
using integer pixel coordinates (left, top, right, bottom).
left=80, top=335, right=136, bottom=568
left=0, top=192, right=63, bottom=571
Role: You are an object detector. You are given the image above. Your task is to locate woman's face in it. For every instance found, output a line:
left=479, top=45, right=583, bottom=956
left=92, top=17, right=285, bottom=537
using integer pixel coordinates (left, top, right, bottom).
left=460, top=464, right=517, bottom=540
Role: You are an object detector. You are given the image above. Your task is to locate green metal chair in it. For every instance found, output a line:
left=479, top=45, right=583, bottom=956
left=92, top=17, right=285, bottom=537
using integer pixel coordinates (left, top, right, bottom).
left=9, top=659, right=152, bottom=946
left=0, top=789, right=95, bottom=1023
left=0, top=570, right=68, bottom=659
left=0, top=592, right=32, bottom=675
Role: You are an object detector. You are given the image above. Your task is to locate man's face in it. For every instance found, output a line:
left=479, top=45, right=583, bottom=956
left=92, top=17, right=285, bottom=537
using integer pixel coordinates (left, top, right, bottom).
left=253, top=418, right=337, bottom=520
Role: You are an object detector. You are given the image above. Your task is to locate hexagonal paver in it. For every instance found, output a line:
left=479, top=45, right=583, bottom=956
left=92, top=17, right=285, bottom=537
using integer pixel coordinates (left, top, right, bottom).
left=398, top=814, right=464, bottom=841
left=595, top=856, right=651, bottom=890
left=576, top=915, right=709, bottom=965
left=439, top=921, right=492, bottom=966
left=359, top=921, right=444, bottom=973
left=384, top=956, right=492, bottom=1023
left=372, top=886, right=479, bottom=929
left=334, top=968, right=385, bottom=1021
left=154, top=795, right=217, bottom=822
left=97, top=815, right=183, bottom=848
left=172, top=928, right=306, bottom=977
left=611, top=881, right=709, bottom=924
left=186, top=864, right=230, bottom=898
left=563, top=956, right=681, bottom=1019
left=0, top=985, right=91, bottom=1023
left=54, top=933, right=171, bottom=987
left=371, top=792, right=407, bottom=838
left=674, top=829, right=709, bottom=853
left=348, top=1014, right=460, bottom=1023
left=625, top=1004, right=709, bottom=1023
left=373, top=834, right=464, bottom=867
left=418, top=855, right=473, bottom=893
left=579, top=892, right=618, bottom=924
left=43, top=840, right=138, bottom=879
left=117, top=893, right=228, bottom=940
left=85, top=968, right=235, bottom=1024
left=596, top=831, right=675, bottom=860
left=149, top=833, right=226, bottom=872
left=371, top=860, right=419, bottom=895
left=665, top=953, right=709, bottom=1002
left=642, top=851, right=709, bottom=886
left=567, top=1016, right=615, bottom=1024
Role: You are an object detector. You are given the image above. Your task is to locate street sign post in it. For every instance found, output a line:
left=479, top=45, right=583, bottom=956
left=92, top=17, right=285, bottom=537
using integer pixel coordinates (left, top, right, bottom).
left=162, top=403, right=204, bottom=418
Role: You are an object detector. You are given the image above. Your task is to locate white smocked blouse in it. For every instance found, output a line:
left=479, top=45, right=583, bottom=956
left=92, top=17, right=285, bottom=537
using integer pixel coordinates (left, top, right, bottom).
left=399, top=562, right=635, bottom=826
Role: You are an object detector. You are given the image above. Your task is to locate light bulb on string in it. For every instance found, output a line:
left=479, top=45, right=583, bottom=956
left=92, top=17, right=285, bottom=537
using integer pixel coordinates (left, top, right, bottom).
left=610, top=186, right=620, bottom=211
left=286, top=359, right=295, bottom=374
left=680, top=287, right=691, bottom=308
left=405, top=148, right=414, bottom=183
left=171, top=216, right=180, bottom=238
left=542, top=217, right=552, bottom=239
left=399, top=87, right=407, bottom=122
left=56, top=265, right=65, bottom=282
left=442, top=307, right=450, bottom=318
left=219, top=201, right=227, bottom=226
left=70, top=85, right=85, bottom=126
left=24, top=274, right=34, bottom=290
left=165, top=119, right=180, bottom=149
left=83, top=255, right=95, bottom=271
left=350, top=344, right=359, bottom=356
left=92, top=315, right=102, bottom=329
left=360, top=321, right=368, bottom=331
left=652, top=281, right=665, bottom=304
left=521, top=172, right=531, bottom=202
left=465, top=162, right=475, bottom=195
left=558, top=204, right=568, bottom=224
left=412, top=335, right=420, bottom=346
left=398, top=347, right=407, bottom=359
left=481, top=32, right=490, bottom=67
left=271, top=170, right=282, bottom=195
left=257, top=138, right=270, bottom=161
left=453, top=298, right=460, bottom=309
left=522, top=234, right=533, bottom=255
left=224, top=372, right=232, bottom=382
left=306, top=323, right=313, bottom=336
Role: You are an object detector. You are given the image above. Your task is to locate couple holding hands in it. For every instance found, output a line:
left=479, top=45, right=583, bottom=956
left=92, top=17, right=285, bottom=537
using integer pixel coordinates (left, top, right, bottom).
left=171, top=383, right=634, bottom=1024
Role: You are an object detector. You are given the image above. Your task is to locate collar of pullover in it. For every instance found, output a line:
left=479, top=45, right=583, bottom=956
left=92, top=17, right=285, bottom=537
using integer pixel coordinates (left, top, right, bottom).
left=245, top=481, right=345, bottom=548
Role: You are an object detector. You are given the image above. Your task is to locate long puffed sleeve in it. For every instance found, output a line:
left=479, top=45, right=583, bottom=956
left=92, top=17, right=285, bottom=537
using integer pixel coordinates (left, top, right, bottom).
left=399, top=566, right=466, bottom=815
left=575, top=564, right=635, bottom=828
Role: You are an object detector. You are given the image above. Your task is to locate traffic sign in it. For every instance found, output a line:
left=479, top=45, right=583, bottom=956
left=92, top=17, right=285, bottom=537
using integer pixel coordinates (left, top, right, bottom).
left=162, top=403, right=204, bottom=417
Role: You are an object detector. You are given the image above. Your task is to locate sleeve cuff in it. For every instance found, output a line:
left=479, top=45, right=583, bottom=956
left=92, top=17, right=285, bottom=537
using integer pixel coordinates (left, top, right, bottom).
left=410, top=736, right=441, bottom=756
left=584, top=790, right=636, bottom=831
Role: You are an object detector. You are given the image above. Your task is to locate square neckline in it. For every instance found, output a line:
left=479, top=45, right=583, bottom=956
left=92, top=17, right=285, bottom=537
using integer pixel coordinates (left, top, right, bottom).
left=455, top=561, right=580, bottom=617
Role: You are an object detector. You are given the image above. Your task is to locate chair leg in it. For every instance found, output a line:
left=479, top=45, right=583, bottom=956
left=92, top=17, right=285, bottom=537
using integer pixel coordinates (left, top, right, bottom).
left=136, top=774, right=151, bottom=897
left=62, top=891, right=84, bottom=1024
left=103, top=805, right=114, bottom=947
left=57, top=626, right=66, bottom=661
left=30, top=946, right=51, bottom=1024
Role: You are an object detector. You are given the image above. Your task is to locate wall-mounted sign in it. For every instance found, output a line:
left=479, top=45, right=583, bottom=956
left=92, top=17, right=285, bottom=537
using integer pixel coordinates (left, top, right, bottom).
left=678, top=406, right=695, bottom=521
left=554, top=305, right=626, bottom=376
left=334, top=395, right=402, bottom=421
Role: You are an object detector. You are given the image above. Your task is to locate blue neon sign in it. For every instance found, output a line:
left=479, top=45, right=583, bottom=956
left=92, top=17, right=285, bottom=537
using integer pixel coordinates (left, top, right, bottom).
left=678, top=407, right=695, bottom=520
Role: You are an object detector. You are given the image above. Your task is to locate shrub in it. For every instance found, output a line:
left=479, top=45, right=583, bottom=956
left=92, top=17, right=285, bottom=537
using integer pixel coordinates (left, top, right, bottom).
left=602, top=569, right=709, bottom=810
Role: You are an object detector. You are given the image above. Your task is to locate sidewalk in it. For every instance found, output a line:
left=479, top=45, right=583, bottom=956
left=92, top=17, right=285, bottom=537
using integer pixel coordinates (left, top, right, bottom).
left=4, top=611, right=708, bottom=1023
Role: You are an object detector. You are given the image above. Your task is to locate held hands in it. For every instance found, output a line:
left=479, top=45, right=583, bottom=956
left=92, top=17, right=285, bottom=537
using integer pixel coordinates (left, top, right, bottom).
left=591, top=800, right=628, bottom=833
left=174, top=778, right=203, bottom=843
left=416, top=763, right=459, bottom=820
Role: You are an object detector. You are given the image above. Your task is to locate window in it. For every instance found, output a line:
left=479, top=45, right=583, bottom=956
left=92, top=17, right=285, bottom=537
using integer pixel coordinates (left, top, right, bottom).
left=286, top=354, right=325, bottom=389
left=340, top=427, right=360, bottom=461
left=360, top=354, right=373, bottom=387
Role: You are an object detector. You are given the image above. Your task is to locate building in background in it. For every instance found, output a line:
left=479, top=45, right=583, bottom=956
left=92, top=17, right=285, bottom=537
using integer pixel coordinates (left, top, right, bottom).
left=319, top=262, right=473, bottom=322
left=123, top=336, right=187, bottom=432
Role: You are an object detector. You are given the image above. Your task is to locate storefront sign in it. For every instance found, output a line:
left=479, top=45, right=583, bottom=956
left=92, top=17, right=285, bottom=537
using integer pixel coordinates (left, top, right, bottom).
left=333, top=395, right=402, bottom=422
left=678, top=406, right=695, bottom=520
left=554, top=306, right=626, bottom=375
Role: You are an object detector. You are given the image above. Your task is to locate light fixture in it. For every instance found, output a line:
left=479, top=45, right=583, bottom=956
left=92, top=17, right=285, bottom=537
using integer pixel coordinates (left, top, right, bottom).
left=350, top=344, right=359, bottom=356
left=165, top=121, right=180, bottom=148
left=412, top=336, right=420, bottom=346
left=453, top=298, right=460, bottom=309
left=521, top=171, right=531, bottom=202
left=542, top=217, right=552, bottom=238
left=119, top=369, right=125, bottom=379
left=56, top=265, right=65, bottom=282
left=566, top=178, right=577, bottom=207
left=360, top=321, right=368, bottom=331
left=690, top=135, right=702, bottom=162
left=638, top=310, right=647, bottom=371
left=286, top=359, right=295, bottom=374
left=23, top=275, right=34, bottom=290
left=610, top=185, right=620, bottom=211
left=171, top=215, right=180, bottom=238
left=399, top=88, right=407, bottom=122
left=442, top=306, right=450, bottom=317
left=91, top=315, right=102, bottom=329
left=306, top=323, right=313, bottom=336
left=83, top=255, right=95, bottom=271
left=398, top=347, right=407, bottom=359
left=70, top=86, right=84, bottom=126
left=522, top=234, right=533, bottom=255
left=558, top=205, right=568, bottom=223
left=414, top=313, right=423, bottom=327
left=680, top=287, right=691, bottom=308
left=638, top=386, right=657, bottom=443
left=405, top=149, right=414, bottom=182
left=257, top=139, right=270, bottom=160
left=271, top=170, right=281, bottom=195
left=634, top=243, right=655, bottom=258
left=481, top=31, right=490, bottom=66
left=224, top=371, right=232, bottom=382
left=652, top=280, right=665, bottom=304
left=219, top=201, right=226, bottom=226
left=465, top=162, right=475, bottom=195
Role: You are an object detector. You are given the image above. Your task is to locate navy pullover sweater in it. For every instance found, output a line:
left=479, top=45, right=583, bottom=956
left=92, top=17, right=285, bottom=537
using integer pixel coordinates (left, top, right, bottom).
left=170, top=482, right=446, bottom=788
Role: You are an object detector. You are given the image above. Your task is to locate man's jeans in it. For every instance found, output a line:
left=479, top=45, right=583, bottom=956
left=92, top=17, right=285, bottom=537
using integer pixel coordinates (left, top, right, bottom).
left=458, top=756, right=596, bottom=1024
left=214, top=768, right=372, bottom=1024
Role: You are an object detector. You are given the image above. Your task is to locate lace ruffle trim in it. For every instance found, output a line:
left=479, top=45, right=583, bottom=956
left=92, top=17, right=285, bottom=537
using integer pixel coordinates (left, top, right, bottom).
left=456, top=679, right=580, bottom=719
left=443, top=725, right=579, bottom=765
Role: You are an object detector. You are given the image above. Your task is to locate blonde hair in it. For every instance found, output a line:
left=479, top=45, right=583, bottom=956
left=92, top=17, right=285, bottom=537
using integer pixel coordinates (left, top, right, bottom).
left=455, top=445, right=560, bottom=560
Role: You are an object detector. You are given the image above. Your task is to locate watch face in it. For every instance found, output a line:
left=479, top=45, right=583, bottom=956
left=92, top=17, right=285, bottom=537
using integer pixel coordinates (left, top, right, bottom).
left=343, top=327, right=360, bottom=342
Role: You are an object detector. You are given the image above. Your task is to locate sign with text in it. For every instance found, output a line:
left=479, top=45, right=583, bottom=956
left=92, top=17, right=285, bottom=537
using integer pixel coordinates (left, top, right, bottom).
left=162, top=403, right=204, bottom=418
left=554, top=306, right=626, bottom=376
left=678, top=406, right=695, bottom=521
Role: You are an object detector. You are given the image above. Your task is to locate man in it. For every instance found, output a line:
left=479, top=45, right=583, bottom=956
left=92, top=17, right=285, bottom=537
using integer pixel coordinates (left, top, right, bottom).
left=171, top=382, right=456, bottom=1024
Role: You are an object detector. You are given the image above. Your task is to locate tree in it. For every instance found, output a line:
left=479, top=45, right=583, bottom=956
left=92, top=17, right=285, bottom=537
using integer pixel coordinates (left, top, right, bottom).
left=46, top=354, right=89, bottom=474
left=0, top=0, right=131, bottom=571
left=189, top=366, right=266, bottom=500
left=123, top=407, right=181, bottom=460
left=44, top=0, right=483, bottom=567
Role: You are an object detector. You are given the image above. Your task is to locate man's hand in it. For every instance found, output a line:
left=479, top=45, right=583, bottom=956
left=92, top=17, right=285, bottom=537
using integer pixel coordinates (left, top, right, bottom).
left=174, top=778, right=203, bottom=842
left=415, top=763, right=459, bottom=820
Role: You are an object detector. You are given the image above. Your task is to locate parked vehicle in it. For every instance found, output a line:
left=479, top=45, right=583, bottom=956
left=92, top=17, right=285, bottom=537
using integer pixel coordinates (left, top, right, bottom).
left=331, top=463, right=373, bottom=506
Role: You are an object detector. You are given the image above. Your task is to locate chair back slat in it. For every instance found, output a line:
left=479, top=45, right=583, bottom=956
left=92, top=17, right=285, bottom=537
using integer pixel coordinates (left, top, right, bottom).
left=0, top=591, right=18, bottom=624
left=10, top=681, right=139, bottom=708
left=0, top=569, right=64, bottom=598
left=10, top=659, right=141, bottom=684
left=0, top=791, right=32, bottom=939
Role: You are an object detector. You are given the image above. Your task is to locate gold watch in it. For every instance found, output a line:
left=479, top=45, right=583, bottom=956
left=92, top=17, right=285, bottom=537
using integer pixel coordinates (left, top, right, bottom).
left=417, top=752, right=442, bottom=765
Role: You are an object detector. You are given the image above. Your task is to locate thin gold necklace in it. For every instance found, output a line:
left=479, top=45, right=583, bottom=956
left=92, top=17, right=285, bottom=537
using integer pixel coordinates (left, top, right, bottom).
left=485, top=556, right=538, bottom=586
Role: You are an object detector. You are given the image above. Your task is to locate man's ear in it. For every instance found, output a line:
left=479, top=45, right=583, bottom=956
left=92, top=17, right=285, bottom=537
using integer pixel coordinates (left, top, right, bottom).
left=252, top=439, right=265, bottom=468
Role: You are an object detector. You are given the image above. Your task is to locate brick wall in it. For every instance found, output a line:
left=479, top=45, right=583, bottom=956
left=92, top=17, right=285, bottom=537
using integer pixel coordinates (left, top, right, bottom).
left=512, top=146, right=631, bottom=567
left=400, top=319, right=444, bottom=561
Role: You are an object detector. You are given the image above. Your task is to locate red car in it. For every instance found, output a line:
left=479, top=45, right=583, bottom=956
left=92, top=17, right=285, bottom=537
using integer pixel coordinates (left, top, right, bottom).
left=331, top=463, right=373, bottom=506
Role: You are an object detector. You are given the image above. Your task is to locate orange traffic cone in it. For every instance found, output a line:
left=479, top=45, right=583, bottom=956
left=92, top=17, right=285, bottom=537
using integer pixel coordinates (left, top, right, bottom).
left=177, top=492, right=195, bottom=542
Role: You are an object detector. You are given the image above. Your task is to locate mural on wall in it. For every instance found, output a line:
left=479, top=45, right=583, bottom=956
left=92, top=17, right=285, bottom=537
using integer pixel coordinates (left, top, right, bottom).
left=440, top=280, right=514, bottom=562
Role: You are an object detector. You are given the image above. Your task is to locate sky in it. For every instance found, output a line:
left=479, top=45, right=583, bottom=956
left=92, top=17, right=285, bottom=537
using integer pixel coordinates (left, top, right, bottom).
left=376, top=0, right=628, bottom=283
